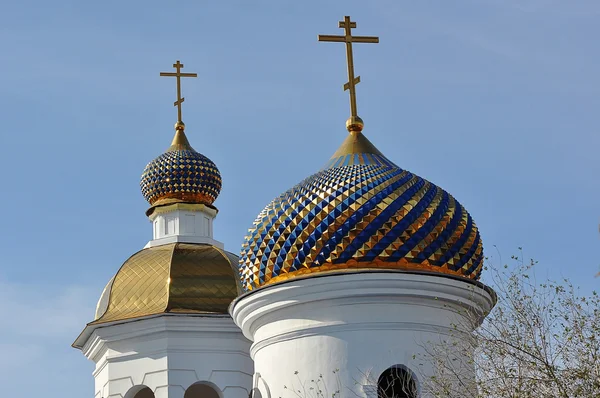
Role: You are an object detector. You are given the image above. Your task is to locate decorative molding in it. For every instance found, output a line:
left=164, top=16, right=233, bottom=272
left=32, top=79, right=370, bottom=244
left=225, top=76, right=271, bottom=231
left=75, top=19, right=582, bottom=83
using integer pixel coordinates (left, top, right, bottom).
left=232, top=272, right=495, bottom=342
left=148, top=203, right=218, bottom=219
left=78, top=313, right=239, bottom=356
left=145, top=235, right=224, bottom=249
left=249, top=321, right=455, bottom=357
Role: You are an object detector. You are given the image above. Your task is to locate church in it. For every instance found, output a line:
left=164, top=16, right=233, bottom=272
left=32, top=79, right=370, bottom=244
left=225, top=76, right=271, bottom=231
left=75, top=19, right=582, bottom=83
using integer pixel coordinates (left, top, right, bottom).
left=73, top=16, right=496, bottom=398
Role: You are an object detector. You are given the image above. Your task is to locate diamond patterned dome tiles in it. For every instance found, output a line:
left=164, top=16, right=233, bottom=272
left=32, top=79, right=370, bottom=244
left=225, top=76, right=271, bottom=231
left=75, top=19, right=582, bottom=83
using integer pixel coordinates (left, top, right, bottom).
left=140, top=129, right=222, bottom=207
left=238, top=131, right=483, bottom=292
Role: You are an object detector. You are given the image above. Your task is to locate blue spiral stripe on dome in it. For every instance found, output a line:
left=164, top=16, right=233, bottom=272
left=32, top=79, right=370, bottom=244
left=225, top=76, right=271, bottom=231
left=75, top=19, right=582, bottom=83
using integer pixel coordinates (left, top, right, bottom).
left=347, top=176, right=424, bottom=262
left=299, top=167, right=413, bottom=268
left=469, top=252, right=484, bottom=277
left=259, top=172, right=365, bottom=272
left=399, top=189, right=450, bottom=258
left=386, top=184, right=438, bottom=261
left=256, top=171, right=341, bottom=271
left=336, top=176, right=426, bottom=263
left=254, top=186, right=327, bottom=281
left=277, top=166, right=397, bottom=272
left=385, top=185, right=442, bottom=261
left=464, top=251, right=484, bottom=280
left=314, top=170, right=415, bottom=266
left=415, top=196, right=463, bottom=264
left=440, top=213, right=474, bottom=271
left=260, top=202, right=299, bottom=266
left=455, top=229, right=482, bottom=271
left=315, top=170, right=414, bottom=265
left=378, top=189, right=450, bottom=262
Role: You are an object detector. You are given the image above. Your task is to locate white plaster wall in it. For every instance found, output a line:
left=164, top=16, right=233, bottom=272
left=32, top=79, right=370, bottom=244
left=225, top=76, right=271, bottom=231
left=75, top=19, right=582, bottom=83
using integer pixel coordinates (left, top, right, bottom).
left=81, top=315, right=253, bottom=398
left=232, top=272, right=495, bottom=398
left=145, top=207, right=223, bottom=249
left=152, top=210, right=213, bottom=240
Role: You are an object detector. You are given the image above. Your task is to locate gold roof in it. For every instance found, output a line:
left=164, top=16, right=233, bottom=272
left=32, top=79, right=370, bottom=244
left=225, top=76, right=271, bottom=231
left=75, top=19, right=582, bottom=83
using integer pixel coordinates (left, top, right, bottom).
left=330, top=129, right=383, bottom=159
left=92, top=243, right=240, bottom=324
left=168, top=126, right=195, bottom=151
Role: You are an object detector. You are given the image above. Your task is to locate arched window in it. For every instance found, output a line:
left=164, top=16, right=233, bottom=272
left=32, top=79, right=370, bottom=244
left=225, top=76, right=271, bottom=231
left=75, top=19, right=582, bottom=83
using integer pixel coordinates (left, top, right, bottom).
left=377, top=366, right=418, bottom=398
left=125, top=386, right=155, bottom=398
left=134, top=388, right=155, bottom=398
left=184, top=382, right=221, bottom=398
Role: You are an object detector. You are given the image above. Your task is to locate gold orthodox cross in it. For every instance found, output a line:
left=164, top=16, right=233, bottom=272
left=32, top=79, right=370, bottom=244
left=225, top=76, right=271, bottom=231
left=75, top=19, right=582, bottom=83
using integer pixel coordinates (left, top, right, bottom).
left=160, top=60, right=198, bottom=124
left=318, top=16, right=379, bottom=120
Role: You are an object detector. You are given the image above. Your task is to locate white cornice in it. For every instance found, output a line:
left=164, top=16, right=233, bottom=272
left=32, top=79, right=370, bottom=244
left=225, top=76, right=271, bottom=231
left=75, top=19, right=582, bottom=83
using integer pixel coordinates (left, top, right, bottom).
left=77, top=313, right=244, bottom=360
left=144, top=235, right=224, bottom=249
left=231, top=272, right=496, bottom=342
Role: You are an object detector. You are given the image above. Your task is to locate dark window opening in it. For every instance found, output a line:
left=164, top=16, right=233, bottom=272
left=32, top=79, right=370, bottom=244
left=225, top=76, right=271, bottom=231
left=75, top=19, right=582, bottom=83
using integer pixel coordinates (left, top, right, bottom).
left=184, top=383, right=220, bottom=398
left=377, top=366, right=417, bottom=398
left=133, top=387, right=155, bottom=398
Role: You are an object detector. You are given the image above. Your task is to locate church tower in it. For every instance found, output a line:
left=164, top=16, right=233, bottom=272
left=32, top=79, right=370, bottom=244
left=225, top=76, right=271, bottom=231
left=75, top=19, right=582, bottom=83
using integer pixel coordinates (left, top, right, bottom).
left=73, top=61, right=253, bottom=398
left=230, top=17, right=496, bottom=398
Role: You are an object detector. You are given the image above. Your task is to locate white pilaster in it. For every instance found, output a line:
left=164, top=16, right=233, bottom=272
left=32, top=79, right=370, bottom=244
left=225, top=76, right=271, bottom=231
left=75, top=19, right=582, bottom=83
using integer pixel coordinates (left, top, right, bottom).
left=231, top=272, right=495, bottom=398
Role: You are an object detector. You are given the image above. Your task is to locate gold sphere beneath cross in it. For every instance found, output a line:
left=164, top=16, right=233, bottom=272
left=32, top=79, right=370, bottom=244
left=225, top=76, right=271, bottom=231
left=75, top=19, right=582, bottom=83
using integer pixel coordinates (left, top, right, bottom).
left=175, top=121, right=186, bottom=131
left=346, top=115, right=364, bottom=132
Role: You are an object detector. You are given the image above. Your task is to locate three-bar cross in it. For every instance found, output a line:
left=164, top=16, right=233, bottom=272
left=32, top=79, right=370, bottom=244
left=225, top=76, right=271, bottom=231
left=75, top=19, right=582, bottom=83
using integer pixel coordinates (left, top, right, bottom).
left=160, top=60, right=198, bottom=123
left=318, top=16, right=379, bottom=119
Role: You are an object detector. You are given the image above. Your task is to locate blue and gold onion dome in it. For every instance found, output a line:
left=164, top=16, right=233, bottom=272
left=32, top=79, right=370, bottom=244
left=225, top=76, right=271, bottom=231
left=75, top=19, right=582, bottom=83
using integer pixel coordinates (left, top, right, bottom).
left=238, top=121, right=483, bottom=292
left=141, top=122, right=222, bottom=208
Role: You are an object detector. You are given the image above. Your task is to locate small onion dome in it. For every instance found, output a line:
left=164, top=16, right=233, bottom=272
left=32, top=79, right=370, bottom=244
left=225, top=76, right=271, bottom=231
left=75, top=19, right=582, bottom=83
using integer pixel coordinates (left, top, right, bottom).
left=141, top=122, right=222, bottom=209
left=93, top=243, right=241, bottom=324
left=238, top=123, right=483, bottom=292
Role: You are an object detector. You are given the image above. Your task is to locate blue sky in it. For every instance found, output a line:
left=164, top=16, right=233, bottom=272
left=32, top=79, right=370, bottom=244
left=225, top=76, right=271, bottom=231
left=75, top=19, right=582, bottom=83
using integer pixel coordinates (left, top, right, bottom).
left=0, top=0, right=598, bottom=397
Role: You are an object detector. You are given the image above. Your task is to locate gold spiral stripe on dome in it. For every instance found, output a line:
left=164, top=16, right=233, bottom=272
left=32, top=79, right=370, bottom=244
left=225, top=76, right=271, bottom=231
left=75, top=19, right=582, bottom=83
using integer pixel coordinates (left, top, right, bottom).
left=252, top=167, right=405, bottom=281
left=460, top=246, right=481, bottom=275
left=329, top=174, right=421, bottom=261
left=426, top=200, right=459, bottom=264
left=347, top=179, right=432, bottom=260
left=396, top=188, right=448, bottom=258
left=422, top=196, right=458, bottom=263
left=257, top=173, right=427, bottom=286
left=374, top=184, right=444, bottom=259
left=306, top=171, right=415, bottom=266
left=456, top=220, right=481, bottom=272
left=278, top=169, right=411, bottom=272
left=444, top=212, right=473, bottom=269
left=375, top=181, right=436, bottom=257
left=457, top=214, right=479, bottom=269
left=284, top=167, right=407, bottom=276
left=442, top=208, right=470, bottom=262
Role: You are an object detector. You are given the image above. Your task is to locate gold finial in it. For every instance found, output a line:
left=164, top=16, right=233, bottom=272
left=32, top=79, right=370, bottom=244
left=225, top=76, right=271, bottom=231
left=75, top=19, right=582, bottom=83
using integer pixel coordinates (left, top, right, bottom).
left=318, top=16, right=379, bottom=132
left=160, top=60, right=198, bottom=128
left=168, top=126, right=194, bottom=152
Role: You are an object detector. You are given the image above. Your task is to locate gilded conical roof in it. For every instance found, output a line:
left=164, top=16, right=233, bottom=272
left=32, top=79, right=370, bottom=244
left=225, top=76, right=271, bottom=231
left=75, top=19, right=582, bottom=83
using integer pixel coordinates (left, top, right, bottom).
left=93, top=243, right=241, bottom=324
left=238, top=129, right=483, bottom=292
